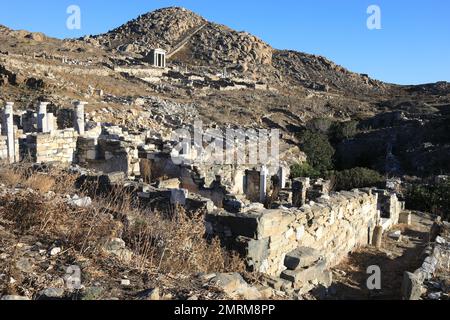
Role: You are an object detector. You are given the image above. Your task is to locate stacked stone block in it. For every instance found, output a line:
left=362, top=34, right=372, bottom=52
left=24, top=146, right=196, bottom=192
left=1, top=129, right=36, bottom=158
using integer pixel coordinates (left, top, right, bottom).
left=206, top=189, right=380, bottom=276
left=26, top=129, right=77, bottom=163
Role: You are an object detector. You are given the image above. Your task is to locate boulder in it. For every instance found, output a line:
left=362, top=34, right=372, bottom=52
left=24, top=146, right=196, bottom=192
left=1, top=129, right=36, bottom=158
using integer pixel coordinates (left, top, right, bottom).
left=137, top=288, right=160, bottom=300
left=68, top=195, right=92, bottom=208
left=38, top=288, right=65, bottom=299
left=284, top=247, right=321, bottom=270
left=401, top=272, right=423, bottom=300
left=280, top=259, right=327, bottom=285
left=15, top=257, right=34, bottom=273
left=210, top=273, right=262, bottom=300
left=103, top=238, right=133, bottom=263
left=388, top=230, right=402, bottom=241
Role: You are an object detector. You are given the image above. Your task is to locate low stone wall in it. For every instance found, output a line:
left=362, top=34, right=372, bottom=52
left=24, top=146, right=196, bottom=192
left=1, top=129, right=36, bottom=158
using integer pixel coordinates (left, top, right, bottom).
left=76, top=126, right=144, bottom=177
left=206, top=189, right=380, bottom=276
left=77, top=137, right=141, bottom=176
left=402, top=218, right=450, bottom=300
left=25, top=129, right=77, bottom=163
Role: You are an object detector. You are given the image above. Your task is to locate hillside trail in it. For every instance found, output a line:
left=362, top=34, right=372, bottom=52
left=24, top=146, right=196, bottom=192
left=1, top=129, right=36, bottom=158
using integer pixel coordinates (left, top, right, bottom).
left=324, top=212, right=433, bottom=300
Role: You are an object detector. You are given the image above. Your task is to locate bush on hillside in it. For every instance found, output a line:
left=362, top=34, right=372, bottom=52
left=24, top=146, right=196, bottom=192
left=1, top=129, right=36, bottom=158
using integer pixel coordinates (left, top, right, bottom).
left=298, top=130, right=335, bottom=173
left=334, top=167, right=385, bottom=191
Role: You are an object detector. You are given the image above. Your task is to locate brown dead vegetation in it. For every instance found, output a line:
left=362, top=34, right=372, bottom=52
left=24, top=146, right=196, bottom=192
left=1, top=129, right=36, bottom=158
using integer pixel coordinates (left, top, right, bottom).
left=23, top=175, right=55, bottom=193
left=0, top=167, right=22, bottom=187
left=0, top=163, right=245, bottom=298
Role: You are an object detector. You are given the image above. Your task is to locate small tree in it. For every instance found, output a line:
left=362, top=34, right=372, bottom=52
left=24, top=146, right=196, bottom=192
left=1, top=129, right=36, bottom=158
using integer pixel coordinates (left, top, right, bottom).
left=406, top=181, right=450, bottom=220
left=329, top=121, right=359, bottom=142
left=290, top=163, right=320, bottom=179
left=299, top=130, right=335, bottom=173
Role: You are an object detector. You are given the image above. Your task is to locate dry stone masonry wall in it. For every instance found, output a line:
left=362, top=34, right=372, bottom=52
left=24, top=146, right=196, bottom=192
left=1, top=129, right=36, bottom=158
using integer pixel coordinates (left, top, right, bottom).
left=25, top=129, right=77, bottom=163
left=206, top=189, right=380, bottom=276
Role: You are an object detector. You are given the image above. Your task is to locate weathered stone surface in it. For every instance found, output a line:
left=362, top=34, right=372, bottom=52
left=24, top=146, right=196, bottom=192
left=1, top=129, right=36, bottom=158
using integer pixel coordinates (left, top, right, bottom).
left=209, top=273, right=262, bottom=300
left=38, top=288, right=65, bottom=299
left=284, top=247, right=321, bottom=270
left=372, top=225, right=383, bottom=248
left=388, top=230, right=402, bottom=241
left=207, top=190, right=379, bottom=276
left=103, top=238, right=133, bottom=263
left=137, top=288, right=160, bottom=300
left=280, top=259, right=327, bottom=285
left=68, top=195, right=92, bottom=207
left=15, top=257, right=33, bottom=273
left=401, top=272, right=423, bottom=300
left=399, top=211, right=412, bottom=225
left=235, top=236, right=269, bottom=272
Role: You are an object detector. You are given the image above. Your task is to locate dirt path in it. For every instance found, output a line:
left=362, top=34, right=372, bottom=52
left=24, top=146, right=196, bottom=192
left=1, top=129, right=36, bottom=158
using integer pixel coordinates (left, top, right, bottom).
left=327, top=213, right=433, bottom=300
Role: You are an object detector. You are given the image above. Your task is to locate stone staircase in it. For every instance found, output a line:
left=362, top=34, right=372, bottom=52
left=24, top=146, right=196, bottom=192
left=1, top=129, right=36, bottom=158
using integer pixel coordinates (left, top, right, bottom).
left=167, top=23, right=208, bottom=59
left=264, top=246, right=333, bottom=297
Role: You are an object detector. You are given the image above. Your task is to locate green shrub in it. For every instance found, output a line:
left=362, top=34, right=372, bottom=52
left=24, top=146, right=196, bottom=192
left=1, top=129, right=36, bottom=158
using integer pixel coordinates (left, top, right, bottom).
left=290, top=163, right=320, bottom=179
left=406, top=181, right=450, bottom=220
left=329, top=121, right=359, bottom=142
left=334, top=167, right=385, bottom=191
left=298, top=130, right=335, bottom=173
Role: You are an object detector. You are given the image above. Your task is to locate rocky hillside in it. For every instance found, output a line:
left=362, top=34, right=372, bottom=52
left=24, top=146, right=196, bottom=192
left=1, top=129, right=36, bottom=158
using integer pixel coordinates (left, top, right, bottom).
left=91, top=7, right=385, bottom=95
left=273, top=50, right=388, bottom=95
left=91, top=7, right=273, bottom=72
left=0, top=6, right=449, bottom=135
left=91, top=7, right=206, bottom=54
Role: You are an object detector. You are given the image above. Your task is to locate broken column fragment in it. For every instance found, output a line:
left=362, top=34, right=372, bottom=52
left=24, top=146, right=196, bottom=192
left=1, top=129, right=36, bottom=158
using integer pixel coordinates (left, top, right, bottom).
left=37, top=102, right=49, bottom=133
left=74, top=101, right=86, bottom=135
left=46, top=112, right=55, bottom=133
left=292, top=177, right=310, bottom=207
left=2, top=102, right=16, bottom=163
left=260, top=165, right=268, bottom=203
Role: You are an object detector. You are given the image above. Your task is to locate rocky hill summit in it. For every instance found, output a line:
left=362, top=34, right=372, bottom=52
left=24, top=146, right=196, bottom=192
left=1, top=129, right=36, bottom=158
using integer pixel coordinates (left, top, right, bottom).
left=0, top=6, right=448, bottom=129
left=92, top=7, right=206, bottom=54
left=91, top=7, right=273, bottom=71
left=89, top=7, right=385, bottom=95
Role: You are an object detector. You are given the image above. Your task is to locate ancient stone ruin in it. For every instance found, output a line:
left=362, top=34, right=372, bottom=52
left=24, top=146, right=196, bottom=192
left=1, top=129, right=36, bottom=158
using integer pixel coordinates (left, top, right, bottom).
left=0, top=100, right=411, bottom=297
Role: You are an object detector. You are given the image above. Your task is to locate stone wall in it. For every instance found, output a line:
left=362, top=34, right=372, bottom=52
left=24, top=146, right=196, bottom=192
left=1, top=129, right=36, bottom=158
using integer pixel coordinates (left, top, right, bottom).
left=206, top=189, right=380, bottom=276
left=25, top=129, right=77, bottom=163
left=76, top=126, right=144, bottom=176
left=374, top=190, right=404, bottom=231
left=77, top=137, right=141, bottom=176
left=402, top=218, right=450, bottom=300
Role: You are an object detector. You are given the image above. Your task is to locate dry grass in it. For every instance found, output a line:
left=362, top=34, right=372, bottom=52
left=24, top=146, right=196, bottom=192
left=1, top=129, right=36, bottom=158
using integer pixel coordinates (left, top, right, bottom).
left=0, top=162, right=78, bottom=194
left=0, top=168, right=23, bottom=187
left=23, top=175, right=56, bottom=193
left=124, top=207, right=244, bottom=274
left=0, top=192, right=121, bottom=253
left=92, top=184, right=245, bottom=275
left=0, top=164, right=245, bottom=281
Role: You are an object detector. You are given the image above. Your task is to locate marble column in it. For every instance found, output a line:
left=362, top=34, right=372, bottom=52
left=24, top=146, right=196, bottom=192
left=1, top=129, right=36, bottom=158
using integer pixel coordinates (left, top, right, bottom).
left=47, top=113, right=55, bottom=133
left=74, top=101, right=86, bottom=135
left=278, top=166, right=287, bottom=189
left=3, top=102, right=15, bottom=163
left=260, top=165, right=269, bottom=203
left=37, top=102, right=50, bottom=133
left=292, top=177, right=310, bottom=207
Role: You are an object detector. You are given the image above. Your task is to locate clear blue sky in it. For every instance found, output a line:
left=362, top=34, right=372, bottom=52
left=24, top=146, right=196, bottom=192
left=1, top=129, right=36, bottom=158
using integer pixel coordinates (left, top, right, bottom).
left=0, top=0, right=449, bottom=85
